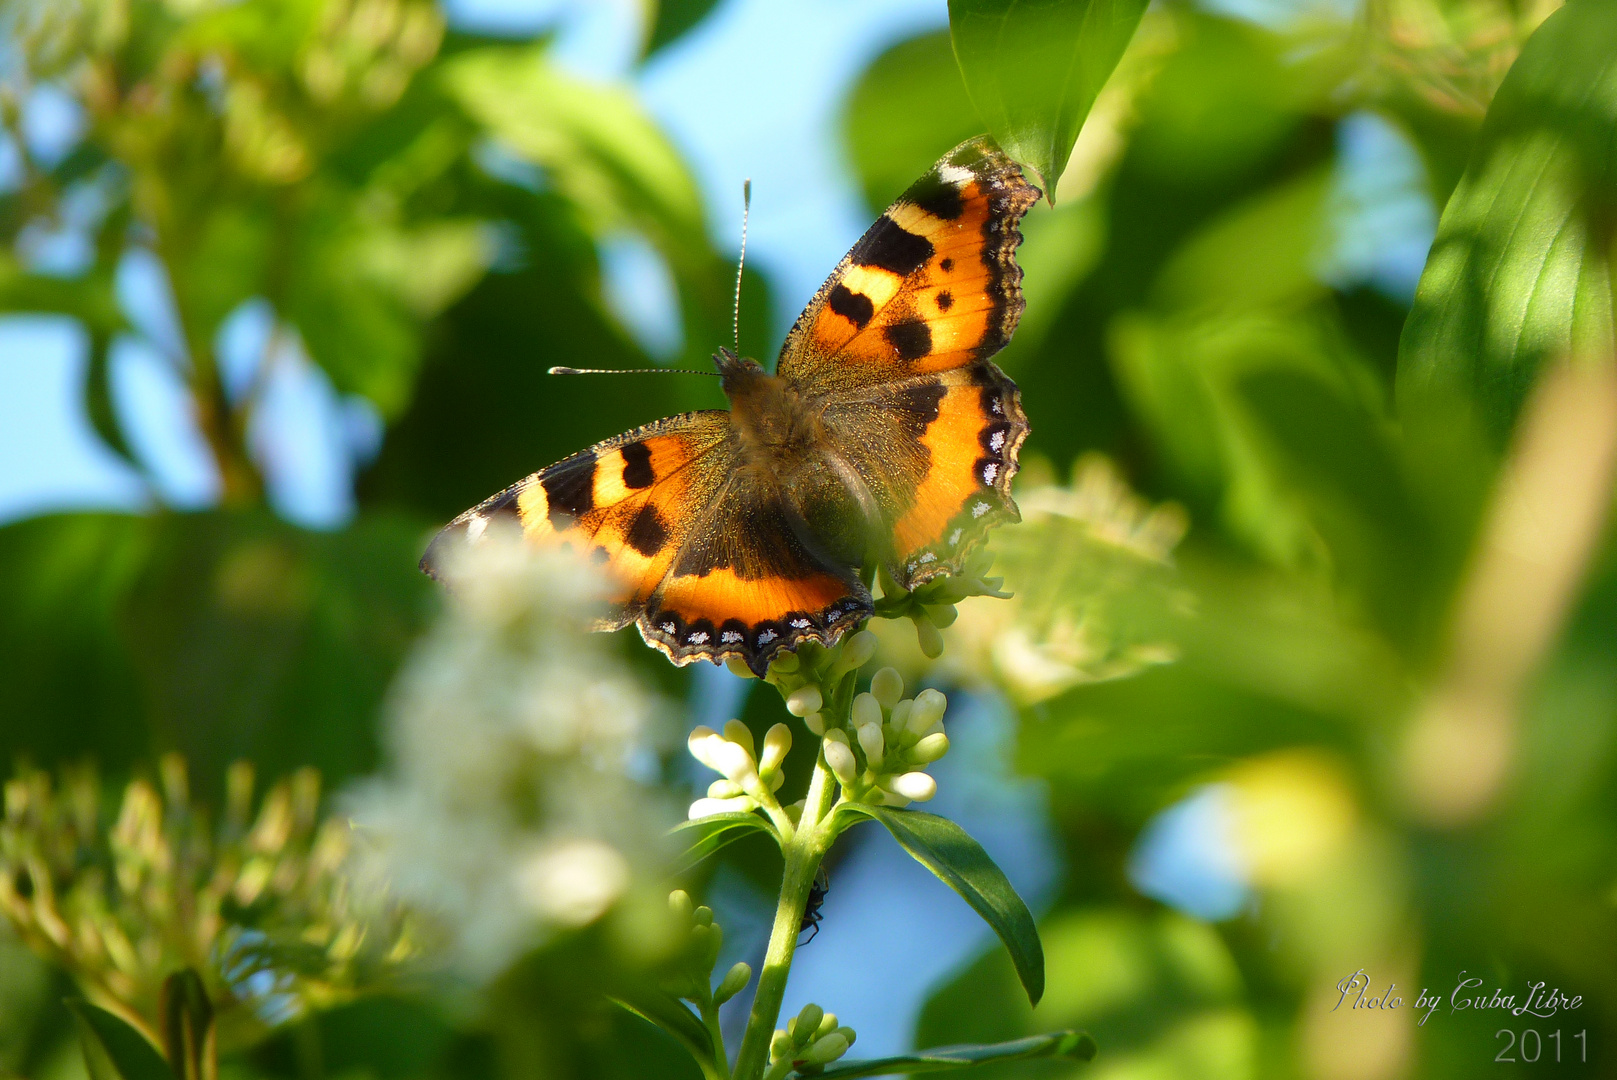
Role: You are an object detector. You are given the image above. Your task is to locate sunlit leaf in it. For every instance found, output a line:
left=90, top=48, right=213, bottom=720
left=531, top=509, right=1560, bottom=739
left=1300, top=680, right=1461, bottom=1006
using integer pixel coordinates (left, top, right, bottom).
left=948, top=0, right=1149, bottom=199
left=1399, top=0, right=1617, bottom=453
left=839, top=806, right=1044, bottom=1005
left=796, top=1030, right=1096, bottom=1079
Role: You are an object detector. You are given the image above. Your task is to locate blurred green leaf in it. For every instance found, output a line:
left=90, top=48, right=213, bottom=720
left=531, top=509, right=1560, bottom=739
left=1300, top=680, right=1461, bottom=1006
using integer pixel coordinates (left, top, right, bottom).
left=157, top=971, right=214, bottom=1080
left=669, top=813, right=779, bottom=872
left=948, top=0, right=1149, bottom=198
left=607, top=989, right=714, bottom=1074
left=643, top=0, right=725, bottom=59
left=839, top=806, right=1044, bottom=1006
left=67, top=1000, right=174, bottom=1080
left=1399, top=0, right=1617, bottom=453
left=797, top=1031, right=1095, bottom=1079
left=916, top=910, right=1254, bottom=1080
left=0, top=511, right=432, bottom=793
left=842, top=31, right=984, bottom=213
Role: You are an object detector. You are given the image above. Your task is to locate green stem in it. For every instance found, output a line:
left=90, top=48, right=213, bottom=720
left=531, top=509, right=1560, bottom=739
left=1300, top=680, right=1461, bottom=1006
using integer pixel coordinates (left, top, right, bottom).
left=732, top=755, right=839, bottom=1079
left=700, top=999, right=730, bottom=1080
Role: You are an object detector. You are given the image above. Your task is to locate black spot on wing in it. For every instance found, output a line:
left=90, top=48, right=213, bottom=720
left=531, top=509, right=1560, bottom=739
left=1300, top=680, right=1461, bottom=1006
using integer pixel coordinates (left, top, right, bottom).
left=625, top=502, right=669, bottom=556
left=852, top=218, right=934, bottom=277
left=542, top=453, right=596, bottom=527
left=906, top=172, right=966, bottom=220
left=936, top=290, right=953, bottom=311
left=827, top=284, right=874, bottom=329
left=939, top=257, right=954, bottom=273
left=892, top=380, right=946, bottom=430
left=620, top=441, right=654, bottom=489
left=883, top=318, right=933, bottom=362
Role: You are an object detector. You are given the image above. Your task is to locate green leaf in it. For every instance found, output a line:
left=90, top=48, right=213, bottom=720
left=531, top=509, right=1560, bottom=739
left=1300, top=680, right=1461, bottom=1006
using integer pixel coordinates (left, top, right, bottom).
left=669, top=812, right=779, bottom=872
left=607, top=988, right=714, bottom=1069
left=158, top=970, right=215, bottom=1080
left=1398, top=0, right=1617, bottom=454
left=67, top=1000, right=175, bottom=1080
left=643, top=0, right=725, bottom=59
left=795, top=1031, right=1095, bottom=1079
left=839, top=806, right=1044, bottom=1005
left=948, top=0, right=1149, bottom=199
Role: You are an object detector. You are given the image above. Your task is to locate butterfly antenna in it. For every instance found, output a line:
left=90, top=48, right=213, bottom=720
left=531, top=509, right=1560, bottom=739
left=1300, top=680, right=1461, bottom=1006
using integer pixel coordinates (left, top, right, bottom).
left=733, top=178, right=751, bottom=355
left=548, top=366, right=719, bottom=377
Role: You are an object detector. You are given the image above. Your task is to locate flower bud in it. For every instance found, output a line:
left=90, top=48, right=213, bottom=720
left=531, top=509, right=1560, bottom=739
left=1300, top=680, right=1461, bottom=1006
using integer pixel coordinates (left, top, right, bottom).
left=806, top=1033, right=849, bottom=1064
left=791, top=1004, right=824, bottom=1043
left=856, top=723, right=884, bottom=770
left=870, top=667, right=904, bottom=708
left=840, top=629, right=877, bottom=669
left=877, top=789, right=912, bottom=807
left=924, top=603, right=958, bottom=628
left=686, top=726, right=721, bottom=769
left=803, top=711, right=826, bottom=736
left=786, top=684, right=823, bottom=717
left=908, top=688, right=947, bottom=735
left=759, top=723, right=792, bottom=774
left=911, top=732, right=950, bottom=763
left=723, top=719, right=756, bottom=759
left=823, top=739, right=858, bottom=786
left=770, top=1029, right=793, bottom=1062
left=669, top=890, right=693, bottom=920
left=726, top=657, right=758, bottom=678
left=815, top=1012, right=838, bottom=1038
left=768, top=770, right=785, bottom=792
left=913, top=615, right=945, bottom=658
left=771, top=650, right=800, bottom=674
left=715, top=961, right=751, bottom=1004
left=835, top=1026, right=857, bottom=1047
left=707, top=778, right=745, bottom=799
left=785, top=799, right=805, bottom=825
left=888, top=699, right=913, bottom=735
left=692, top=905, right=713, bottom=926
left=710, top=739, right=757, bottom=784
left=851, top=692, right=882, bottom=730
left=890, top=772, right=937, bottom=802
left=688, top=796, right=754, bottom=819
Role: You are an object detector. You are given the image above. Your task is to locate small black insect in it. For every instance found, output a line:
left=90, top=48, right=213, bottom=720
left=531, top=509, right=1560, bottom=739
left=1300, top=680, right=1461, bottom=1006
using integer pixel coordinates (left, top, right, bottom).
left=798, top=867, right=830, bottom=945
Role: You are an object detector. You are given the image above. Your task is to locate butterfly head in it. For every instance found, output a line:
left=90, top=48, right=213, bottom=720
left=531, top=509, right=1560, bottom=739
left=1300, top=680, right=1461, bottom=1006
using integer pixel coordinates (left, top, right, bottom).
left=713, top=346, right=770, bottom=398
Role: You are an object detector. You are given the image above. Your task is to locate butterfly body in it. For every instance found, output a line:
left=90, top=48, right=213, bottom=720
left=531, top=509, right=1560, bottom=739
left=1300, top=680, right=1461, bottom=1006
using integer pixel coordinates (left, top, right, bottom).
left=425, top=136, right=1039, bottom=674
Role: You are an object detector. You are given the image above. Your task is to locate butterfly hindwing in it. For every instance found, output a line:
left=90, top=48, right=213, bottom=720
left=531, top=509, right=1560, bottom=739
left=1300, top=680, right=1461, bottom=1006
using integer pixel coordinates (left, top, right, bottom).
left=777, top=136, right=1040, bottom=390
left=817, top=363, right=1028, bottom=589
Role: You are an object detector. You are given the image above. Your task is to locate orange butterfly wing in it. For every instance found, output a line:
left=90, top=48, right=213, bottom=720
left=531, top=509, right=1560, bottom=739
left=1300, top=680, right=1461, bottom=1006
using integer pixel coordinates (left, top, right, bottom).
left=778, top=136, right=1037, bottom=587
left=422, top=412, right=870, bottom=673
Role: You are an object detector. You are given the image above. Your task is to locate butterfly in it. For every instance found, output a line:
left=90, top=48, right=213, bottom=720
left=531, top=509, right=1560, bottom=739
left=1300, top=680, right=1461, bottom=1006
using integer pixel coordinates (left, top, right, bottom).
left=423, top=135, right=1039, bottom=675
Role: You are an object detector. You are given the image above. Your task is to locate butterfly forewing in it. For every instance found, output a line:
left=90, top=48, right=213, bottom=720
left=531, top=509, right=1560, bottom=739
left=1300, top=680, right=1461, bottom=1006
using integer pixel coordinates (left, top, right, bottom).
left=779, top=136, right=1037, bottom=587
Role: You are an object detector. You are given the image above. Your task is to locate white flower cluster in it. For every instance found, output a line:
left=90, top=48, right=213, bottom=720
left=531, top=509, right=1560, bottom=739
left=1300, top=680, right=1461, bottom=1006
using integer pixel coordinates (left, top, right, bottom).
left=686, top=720, right=793, bottom=823
left=819, top=668, right=949, bottom=807
left=350, top=526, right=666, bottom=983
